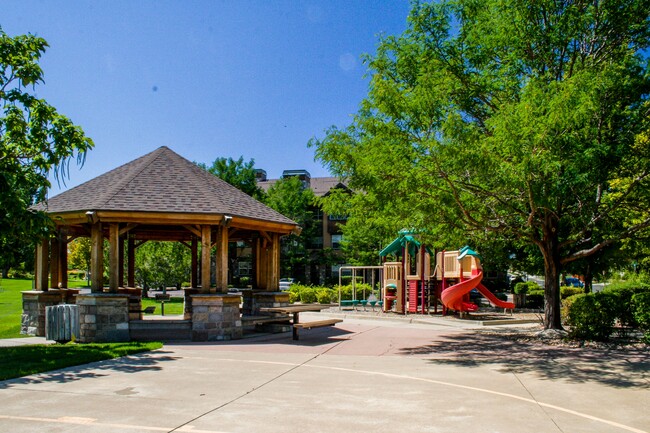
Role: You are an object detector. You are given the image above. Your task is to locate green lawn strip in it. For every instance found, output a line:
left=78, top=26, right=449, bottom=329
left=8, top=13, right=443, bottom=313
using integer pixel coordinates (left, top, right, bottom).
left=0, top=341, right=163, bottom=381
left=141, top=296, right=184, bottom=315
left=0, top=278, right=88, bottom=339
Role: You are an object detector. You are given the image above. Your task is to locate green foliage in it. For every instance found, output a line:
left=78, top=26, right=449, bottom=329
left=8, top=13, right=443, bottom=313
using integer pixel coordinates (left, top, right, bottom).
left=264, top=177, right=320, bottom=281
left=135, top=241, right=190, bottom=290
left=632, top=292, right=650, bottom=343
left=0, top=30, right=93, bottom=265
left=566, top=293, right=617, bottom=341
left=0, top=278, right=31, bottom=338
left=560, top=286, right=584, bottom=299
left=197, top=156, right=265, bottom=200
left=0, top=342, right=162, bottom=381
left=514, top=281, right=539, bottom=294
left=602, top=282, right=650, bottom=328
left=310, top=0, right=650, bottom=330
left=316, top=288, right=336, bottom=304
left=525, top=293, right=545, bottom=309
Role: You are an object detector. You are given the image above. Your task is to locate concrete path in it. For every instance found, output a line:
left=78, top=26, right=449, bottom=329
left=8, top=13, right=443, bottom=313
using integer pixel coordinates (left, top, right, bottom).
left=0, top=315, right=648, bottom=433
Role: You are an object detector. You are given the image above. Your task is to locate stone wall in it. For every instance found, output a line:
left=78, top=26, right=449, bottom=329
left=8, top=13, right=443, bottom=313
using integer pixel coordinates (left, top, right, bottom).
left=191, top=294, right=242, bottom=341
left=76, top=294, right=130, bottom=343
left=252, top=291, right=290, bottom=316
left=21, top=291, right=65, bottom=336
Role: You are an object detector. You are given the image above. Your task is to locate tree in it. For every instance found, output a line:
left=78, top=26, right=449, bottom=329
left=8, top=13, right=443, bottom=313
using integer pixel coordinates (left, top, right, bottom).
left=135, top=241, right=190, bottom=290
left=197, top=156, right=264, bottom=199
left=68, top=237, right=91, bottom=278
left=1, top=30, right=93, bottom=265
left=264, top=176, right=317, bottom=282
left=311, top=0, right=650, bottom=329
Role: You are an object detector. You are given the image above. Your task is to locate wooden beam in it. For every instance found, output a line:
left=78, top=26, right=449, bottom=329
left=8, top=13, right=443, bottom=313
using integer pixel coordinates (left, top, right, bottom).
left=191, top=237, right=198, bottom=288
left=35, top=238, right=49, bottom=291
left=128, top=237, right=136, bottom=288
left=216, top=226, right=229, bottom=293
left=118, top=235, right=125, bottom=287
left=119, top=223, right=138, bottom=236
left=109, top=223, right=119, bottom=293
left=259, top=230, right=272, bottom=244
left=201, top=225, right=212, bottom=293
left=90, top=222, right=104, bottom=293
left=183, top=224, right=202, bottom=237
left=50, top=234, right=60, bottom=289
left=59, top=230, right=68, bottom=289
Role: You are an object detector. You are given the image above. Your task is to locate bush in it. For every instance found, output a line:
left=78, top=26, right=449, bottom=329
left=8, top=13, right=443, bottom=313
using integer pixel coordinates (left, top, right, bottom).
left=316, top=288, right=335, bottom=304
left=566, top=292, right=617, bottom=341
left=525, top=293, right=544, bottom=309
left=561, top=294, right=581, bottom=325
left=560, top=286, right=583, bottom=299
left=602, top=282, right=650, bottom=329
left=632, top=292, right=650, bottom=343
left=338, top=283, right=372, bottom=301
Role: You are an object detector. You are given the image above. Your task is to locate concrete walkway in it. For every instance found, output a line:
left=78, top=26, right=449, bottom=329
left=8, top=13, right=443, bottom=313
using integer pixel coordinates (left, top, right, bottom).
left=0, top=315, right=648, bottom=433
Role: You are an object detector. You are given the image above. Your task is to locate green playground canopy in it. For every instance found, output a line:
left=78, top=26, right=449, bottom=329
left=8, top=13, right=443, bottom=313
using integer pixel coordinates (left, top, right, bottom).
left=379, top=229, right=432, bottom=257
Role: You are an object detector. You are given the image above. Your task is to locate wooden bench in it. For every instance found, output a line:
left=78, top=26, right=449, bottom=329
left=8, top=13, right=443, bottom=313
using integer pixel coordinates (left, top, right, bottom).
left=141, top=306, right=156, bottom=314
left=292, top=318, right=342, bottom=340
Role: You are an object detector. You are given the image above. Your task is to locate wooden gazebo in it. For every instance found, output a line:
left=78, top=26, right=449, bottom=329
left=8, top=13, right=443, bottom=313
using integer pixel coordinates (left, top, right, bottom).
left=24, top=146, right=299, bottom=342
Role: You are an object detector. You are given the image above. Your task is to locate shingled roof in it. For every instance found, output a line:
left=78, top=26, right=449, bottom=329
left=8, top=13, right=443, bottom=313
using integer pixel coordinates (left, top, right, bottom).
left=37, top=146, right=296, bottom=227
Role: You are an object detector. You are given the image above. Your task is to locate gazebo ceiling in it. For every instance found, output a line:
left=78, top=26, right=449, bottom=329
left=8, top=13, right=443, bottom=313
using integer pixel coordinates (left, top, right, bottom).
left=35, top=146, right=298, bottom=236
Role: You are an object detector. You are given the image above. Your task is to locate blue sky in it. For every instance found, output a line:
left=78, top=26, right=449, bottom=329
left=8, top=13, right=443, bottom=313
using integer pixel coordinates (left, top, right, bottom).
left=2, top=1, right=411, bottom=195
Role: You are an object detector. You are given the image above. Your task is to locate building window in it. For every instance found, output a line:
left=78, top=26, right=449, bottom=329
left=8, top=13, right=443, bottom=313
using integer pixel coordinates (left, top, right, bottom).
left=331, top=234, right=343, bottom=250
left=328, top=214, right=347, bottom=221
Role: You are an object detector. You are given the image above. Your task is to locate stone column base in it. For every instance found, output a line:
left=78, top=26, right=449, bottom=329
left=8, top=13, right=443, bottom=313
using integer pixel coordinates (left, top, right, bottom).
left=21, top=291, right=63, bottom=336
left=252, top=291, right=290, bottom=316
left=76, top=294, right=130, bottom=343
left=183, top=288, right=200, bottom=320
left=191, top=294, right=242, bottom=341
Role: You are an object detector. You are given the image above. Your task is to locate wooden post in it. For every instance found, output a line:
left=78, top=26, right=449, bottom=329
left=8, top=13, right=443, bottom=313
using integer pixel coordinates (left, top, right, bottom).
left=270, top=233, right=280, bottom=291
left=191, top=237, right=198, bottom=288
left=59, top=230, right=69, bottom=289
left=90, top=222, right=104, bottom=293
left=118, top=235, right=125, bottom=287
left=216, top=226, right=229, bottom=293
left=201, top=225, right=212, bottom=293
left=109, top=223, right=119, bottom=292
left=127, top=237, right=135, bottom=288
left=35, top=237, right=49, bottom=291
left=50, top=234, right=60, bottom=289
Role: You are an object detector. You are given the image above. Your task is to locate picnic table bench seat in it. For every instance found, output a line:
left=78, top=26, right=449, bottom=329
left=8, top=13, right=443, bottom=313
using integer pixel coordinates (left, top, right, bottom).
left=292, top=318, right=343, bottom=330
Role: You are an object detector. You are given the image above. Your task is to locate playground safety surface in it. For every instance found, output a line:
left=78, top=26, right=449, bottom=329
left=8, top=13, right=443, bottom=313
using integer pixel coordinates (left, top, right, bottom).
left=1, top=313, right=648, bottom=433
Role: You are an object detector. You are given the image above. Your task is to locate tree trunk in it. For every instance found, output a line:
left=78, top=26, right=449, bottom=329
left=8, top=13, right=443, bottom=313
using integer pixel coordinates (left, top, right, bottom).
left=583, top=260, right=593, bottom=294
left=538, top=215, right=563, bottom=330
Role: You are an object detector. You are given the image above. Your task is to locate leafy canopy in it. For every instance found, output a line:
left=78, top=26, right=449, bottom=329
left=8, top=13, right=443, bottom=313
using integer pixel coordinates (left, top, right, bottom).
left=197, top=156, right=264, bottom=199
left=1, top=29, right=93, bottom=261
left=311, top=0, right=650, bottom=329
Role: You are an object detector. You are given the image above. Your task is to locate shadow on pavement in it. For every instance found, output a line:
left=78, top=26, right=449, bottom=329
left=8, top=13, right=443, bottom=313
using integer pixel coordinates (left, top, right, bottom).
left=399, top=332, right=650, bottom=388
left=0, top=349, right=180, bottom=388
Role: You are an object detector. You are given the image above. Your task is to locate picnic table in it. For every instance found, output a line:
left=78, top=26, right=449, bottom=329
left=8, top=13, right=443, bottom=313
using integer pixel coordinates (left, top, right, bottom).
left=259, top=304, right=341, bottom=340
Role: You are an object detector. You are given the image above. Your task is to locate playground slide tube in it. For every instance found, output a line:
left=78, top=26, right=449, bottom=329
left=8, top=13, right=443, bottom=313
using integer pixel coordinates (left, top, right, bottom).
left=440, top=272, right=482, bottom=312
left=476, top=284, right=515, bottom=309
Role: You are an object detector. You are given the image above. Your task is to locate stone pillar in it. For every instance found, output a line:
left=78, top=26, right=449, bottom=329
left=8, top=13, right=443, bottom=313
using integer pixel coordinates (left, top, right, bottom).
left=191, top=294, right=242, bottom=341
left=76, top=294, right=130, bottom=342
left=183, top=288, right=200, bottom=320
left=252, top=291, right=290, bottom=316
left=21, top=291, right=63, bottom=336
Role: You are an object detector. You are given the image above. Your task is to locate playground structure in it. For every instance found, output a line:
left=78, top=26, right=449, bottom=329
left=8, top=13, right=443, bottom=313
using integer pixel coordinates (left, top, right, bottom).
left=337, top=266, right=384, bottom=310
left=369, top=230, right=515, bottom=315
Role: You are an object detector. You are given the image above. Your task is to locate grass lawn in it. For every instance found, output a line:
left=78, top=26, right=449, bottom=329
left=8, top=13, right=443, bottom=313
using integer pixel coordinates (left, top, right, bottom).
left=0, top=341, right=162, bottom=381
left=141, top=296, right=185, bottom=315
left=0, top=277, right=103, bottom=339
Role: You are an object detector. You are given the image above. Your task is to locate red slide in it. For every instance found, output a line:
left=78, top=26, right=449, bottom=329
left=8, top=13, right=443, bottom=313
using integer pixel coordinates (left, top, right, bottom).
left=477, top=284, right=515, bottom=309
left=441, top=272, right=482, bottom=312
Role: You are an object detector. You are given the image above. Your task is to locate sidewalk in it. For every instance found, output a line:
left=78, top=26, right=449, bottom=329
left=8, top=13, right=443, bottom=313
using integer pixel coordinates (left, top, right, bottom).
left=1, top=315, right=647, bottom=433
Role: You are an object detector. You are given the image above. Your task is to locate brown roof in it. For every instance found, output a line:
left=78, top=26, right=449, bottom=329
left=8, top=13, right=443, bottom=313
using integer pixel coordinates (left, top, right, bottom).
left=36, top=146, right=296, bottom=226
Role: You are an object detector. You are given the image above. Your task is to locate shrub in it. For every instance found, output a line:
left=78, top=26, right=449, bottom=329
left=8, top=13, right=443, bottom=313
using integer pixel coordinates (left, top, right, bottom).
left=525, top=293, right=544, bottom=309
left=316, top=288, right=335, bottom=304
left=566, top=292, right=616, bottom=341
left=298, top=286, right=317, bottom=304
left=560, top=286, right=583, bottom=299
left=561, top=294, right=581, bottom=325
left=632, top=292, right=650, bottom=343
left=513, top=282, right=529, bottom=295
left=602, top=282, right=650, bottom=328
left=338, top=283, right=372, bottom=301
